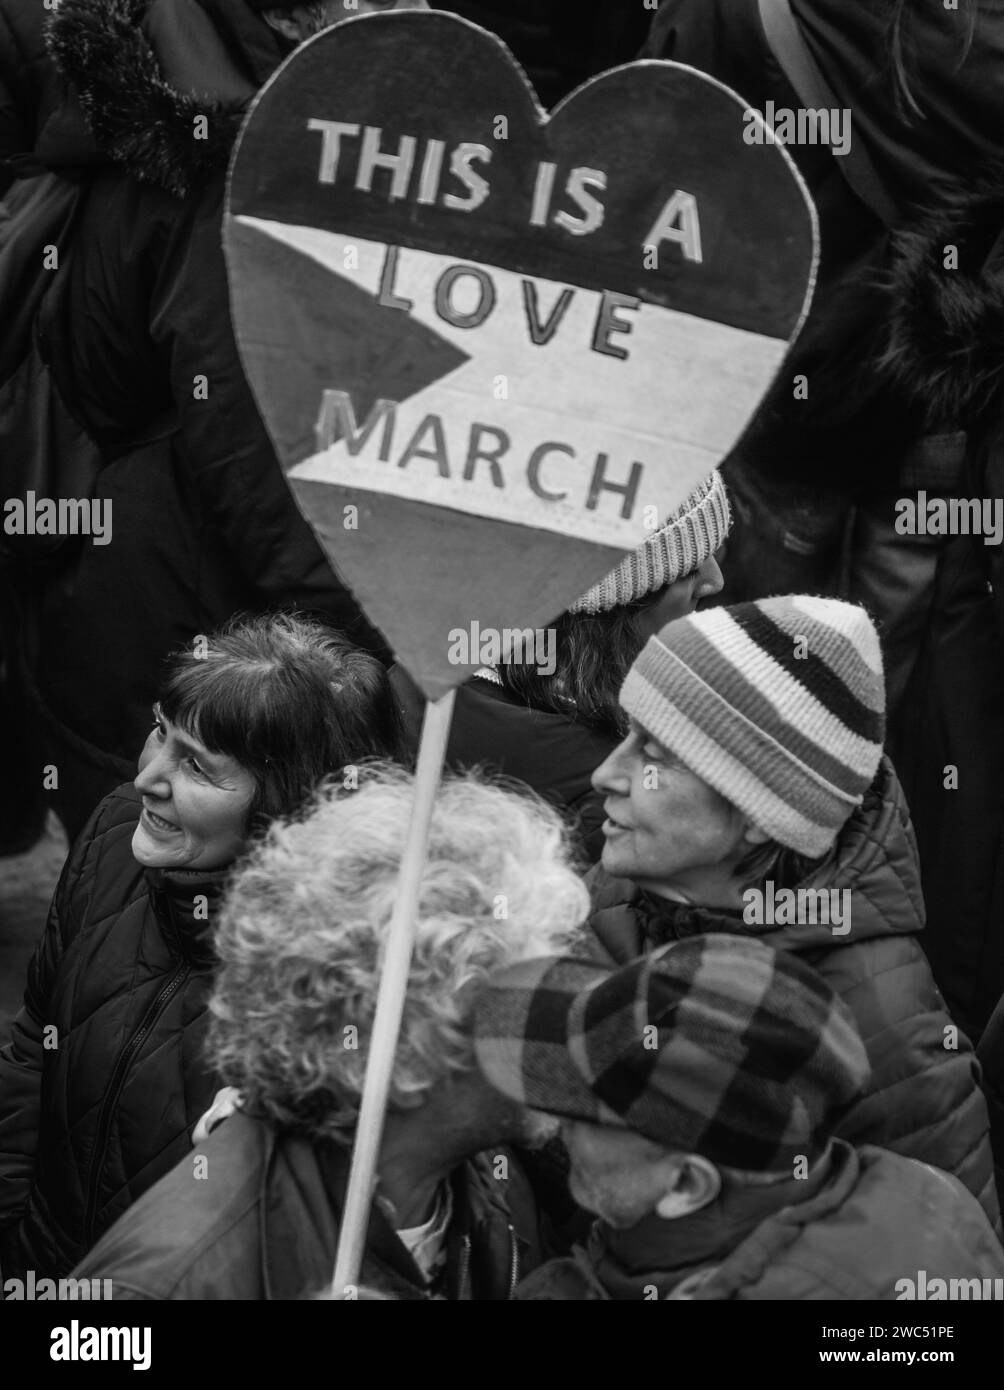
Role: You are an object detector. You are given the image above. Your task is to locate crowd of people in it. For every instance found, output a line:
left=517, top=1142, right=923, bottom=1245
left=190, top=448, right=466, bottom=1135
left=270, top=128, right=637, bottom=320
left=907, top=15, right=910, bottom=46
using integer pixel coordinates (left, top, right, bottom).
left=2, top=0, right=1004, bottom=1304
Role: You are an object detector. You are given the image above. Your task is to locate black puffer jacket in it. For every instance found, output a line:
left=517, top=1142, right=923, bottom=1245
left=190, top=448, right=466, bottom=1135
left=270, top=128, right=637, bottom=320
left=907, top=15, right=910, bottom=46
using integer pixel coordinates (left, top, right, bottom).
left=585, top=757, right=1000, bottom=1229
left=0, top=785, right=226, bottom=1282
left=8, top=0, right=383, bottom=838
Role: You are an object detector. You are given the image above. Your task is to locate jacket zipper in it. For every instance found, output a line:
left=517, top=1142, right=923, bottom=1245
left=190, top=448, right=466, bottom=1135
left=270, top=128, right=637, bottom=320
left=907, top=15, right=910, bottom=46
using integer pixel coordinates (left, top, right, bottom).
left=458, top=1234, right=472, bottom=1300
left=83, top=961, right=190, bottom=1244
left=506, top=1223, right=520, bottom=1298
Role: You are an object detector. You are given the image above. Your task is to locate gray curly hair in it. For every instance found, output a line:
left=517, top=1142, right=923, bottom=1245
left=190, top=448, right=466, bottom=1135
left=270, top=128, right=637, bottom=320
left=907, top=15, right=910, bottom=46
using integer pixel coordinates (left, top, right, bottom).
left=208, top=763, right=590, bottom=1140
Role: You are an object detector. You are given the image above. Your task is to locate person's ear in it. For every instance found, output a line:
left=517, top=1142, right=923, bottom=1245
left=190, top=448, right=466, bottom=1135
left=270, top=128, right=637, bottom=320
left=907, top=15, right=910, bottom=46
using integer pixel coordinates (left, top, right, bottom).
left=654, top=1153, right=721, bottom=1219
left=740, top=818, right=772, bottom=849
left=692, top=553, right=725, bottom=602
left=260, top=8, right=307, bottom=44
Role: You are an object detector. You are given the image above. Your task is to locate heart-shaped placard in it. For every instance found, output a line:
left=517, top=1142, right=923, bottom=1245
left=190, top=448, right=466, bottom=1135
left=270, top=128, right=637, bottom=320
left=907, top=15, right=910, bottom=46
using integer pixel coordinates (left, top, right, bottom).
left=224, top=10, right=817, bottom=699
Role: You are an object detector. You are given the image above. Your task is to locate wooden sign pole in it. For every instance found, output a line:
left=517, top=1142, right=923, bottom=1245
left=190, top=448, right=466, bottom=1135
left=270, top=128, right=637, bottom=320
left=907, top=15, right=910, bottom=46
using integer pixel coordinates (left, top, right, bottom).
left=331, top=687, right=457, bottom=1296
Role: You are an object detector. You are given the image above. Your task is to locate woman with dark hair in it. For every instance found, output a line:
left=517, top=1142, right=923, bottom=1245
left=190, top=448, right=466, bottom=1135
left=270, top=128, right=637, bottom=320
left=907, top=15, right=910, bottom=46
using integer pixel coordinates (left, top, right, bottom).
left=396, top=472, right=730, bottom=863
left=0, top=613, right=405, bottom=1283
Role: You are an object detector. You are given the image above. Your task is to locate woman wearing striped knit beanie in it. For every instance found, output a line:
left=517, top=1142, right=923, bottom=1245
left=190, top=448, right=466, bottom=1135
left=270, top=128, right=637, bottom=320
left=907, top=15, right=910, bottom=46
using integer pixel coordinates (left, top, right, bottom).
left=497, top=468, right=730, bottom=730
left=584, top=594, right=999, bottom=1228
left=392, top=470, right=732, bottom=864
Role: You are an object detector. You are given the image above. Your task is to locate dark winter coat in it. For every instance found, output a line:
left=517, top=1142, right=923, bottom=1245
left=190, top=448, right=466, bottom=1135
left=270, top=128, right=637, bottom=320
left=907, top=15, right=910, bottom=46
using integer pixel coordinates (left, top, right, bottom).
left=8, top=0, right=382, bottom=837
left=515, top=1141, right=1004, bottom=1301
left=0, top=0, right=81, bottom=190
left=73, top=1109, right=542, bottom=1300
left=584, top=757, right=1000, bottom=1228
left=0, top=784, right=226, bottom=1282
left=393, top=668, right=615, bottom=863
left=444, top=2, right=650, bottom=110
left=640, top=0, right=1004, bottom=626
left=870, top=170, right=1004, bottom=1041
left=642, top=0, right=1004, bottom=499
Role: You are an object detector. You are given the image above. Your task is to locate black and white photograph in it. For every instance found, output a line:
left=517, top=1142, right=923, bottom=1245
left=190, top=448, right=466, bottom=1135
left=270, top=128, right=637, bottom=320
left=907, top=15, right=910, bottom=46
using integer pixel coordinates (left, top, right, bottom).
left=1, top=0, right=1002, bottom=1368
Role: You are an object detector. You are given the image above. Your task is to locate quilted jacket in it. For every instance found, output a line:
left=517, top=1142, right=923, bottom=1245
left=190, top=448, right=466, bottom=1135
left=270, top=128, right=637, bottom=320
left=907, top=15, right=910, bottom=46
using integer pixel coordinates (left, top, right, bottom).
left=0, top=784, right=224, bottom=1283
left=584, top=756, right=1000, bottom=1228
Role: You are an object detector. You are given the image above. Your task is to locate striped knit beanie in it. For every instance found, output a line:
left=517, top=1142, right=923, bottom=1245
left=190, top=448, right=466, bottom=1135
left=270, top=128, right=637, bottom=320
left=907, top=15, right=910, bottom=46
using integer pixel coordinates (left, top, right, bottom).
left=569, top=472, right=731, bottom=615
left=473, top=934, right=870, bottom=1173
left=620, top=596, right=886, bottom=858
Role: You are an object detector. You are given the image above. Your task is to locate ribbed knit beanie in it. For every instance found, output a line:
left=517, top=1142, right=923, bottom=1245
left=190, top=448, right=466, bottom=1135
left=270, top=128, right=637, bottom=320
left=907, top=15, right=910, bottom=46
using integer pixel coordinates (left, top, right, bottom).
left=569, top=472, right=731, bottom=615
left=620, top=596, right=886, bottom=858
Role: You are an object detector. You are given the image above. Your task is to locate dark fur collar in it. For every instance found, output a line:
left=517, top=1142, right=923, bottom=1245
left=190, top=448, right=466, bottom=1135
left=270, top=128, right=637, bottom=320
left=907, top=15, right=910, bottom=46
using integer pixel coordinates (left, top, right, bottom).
left=46, top=0, right=267, bottom=198
left=878, top=166, right=1004, bottom=430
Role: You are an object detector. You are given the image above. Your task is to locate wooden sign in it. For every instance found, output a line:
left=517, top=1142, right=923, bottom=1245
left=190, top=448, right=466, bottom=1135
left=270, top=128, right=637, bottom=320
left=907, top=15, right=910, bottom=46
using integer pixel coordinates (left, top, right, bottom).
left=224, top=10, right=817, bottom=698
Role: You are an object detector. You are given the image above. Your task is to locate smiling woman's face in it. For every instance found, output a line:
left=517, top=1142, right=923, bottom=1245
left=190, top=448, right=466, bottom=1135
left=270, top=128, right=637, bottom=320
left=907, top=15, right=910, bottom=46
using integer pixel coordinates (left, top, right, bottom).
left=131, top=706, right=255, bottom=871
left=590, top=719, right=752, bottom=900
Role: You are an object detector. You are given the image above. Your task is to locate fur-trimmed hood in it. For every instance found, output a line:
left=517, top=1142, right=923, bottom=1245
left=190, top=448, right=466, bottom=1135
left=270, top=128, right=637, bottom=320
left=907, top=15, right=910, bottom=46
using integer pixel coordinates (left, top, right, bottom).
left=46, top=0, right=289, bottom=198
left=878, top=164, right=1004, bottom=431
